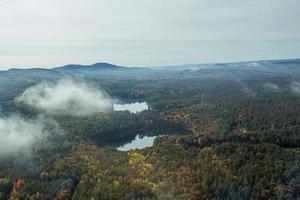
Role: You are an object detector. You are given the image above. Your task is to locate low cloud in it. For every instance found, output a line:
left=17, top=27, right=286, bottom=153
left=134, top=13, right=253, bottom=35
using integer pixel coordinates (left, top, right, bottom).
left=0, top=79, right=114, bottom=155
left=291, top=82, right=300, bottom=94
left=16, top=79, right=114, bottom=116
left=238, top=81, right=256, bottom=97
left=263, top=83, right=280, bottom=92
left=0, top=115, right=47, bottom=155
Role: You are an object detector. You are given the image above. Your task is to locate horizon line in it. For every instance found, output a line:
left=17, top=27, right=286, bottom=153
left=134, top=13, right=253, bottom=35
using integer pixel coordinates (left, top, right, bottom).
left=0, top=57, right=299, bottom=71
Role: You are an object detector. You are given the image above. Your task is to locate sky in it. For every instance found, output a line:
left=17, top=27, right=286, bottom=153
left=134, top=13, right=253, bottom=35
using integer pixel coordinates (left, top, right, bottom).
left=0, top=0, right=299, bottom=69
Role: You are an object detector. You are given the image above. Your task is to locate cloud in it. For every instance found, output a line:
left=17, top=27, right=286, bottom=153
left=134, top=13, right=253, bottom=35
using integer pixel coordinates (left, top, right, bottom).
left=0, top=79, right=113, bottom=156
left=0, top=79, right=114, bottom=156
left=263, top=83, right=280, bottom=92
left=0, top=0, right=300, bottom=67
left=0, top=115, right=46, bottom=155
left=291, top=81, right=300, bottom=94
left=16, top=79, right=113, bottom=116
left=237, top=81, right=256, bottom=97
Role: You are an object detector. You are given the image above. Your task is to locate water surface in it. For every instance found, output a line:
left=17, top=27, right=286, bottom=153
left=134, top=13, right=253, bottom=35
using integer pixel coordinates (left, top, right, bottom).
left=117, top=134, right=159, bottom=151
left=114, top=102, right=149, bottom=114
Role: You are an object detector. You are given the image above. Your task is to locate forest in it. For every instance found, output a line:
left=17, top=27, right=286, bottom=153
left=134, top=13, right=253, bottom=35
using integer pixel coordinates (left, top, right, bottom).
left=0, top=59, right=300, bottom=199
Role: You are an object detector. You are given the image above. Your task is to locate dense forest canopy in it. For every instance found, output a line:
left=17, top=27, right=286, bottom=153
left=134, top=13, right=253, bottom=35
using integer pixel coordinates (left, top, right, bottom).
left=0, top=59, right=300, bottom=199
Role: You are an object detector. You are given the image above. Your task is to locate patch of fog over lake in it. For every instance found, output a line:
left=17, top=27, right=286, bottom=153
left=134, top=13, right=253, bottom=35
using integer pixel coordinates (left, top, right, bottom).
left=113, top=102, right=149, bottom=113
left=117, top=135, right=160, bottom=151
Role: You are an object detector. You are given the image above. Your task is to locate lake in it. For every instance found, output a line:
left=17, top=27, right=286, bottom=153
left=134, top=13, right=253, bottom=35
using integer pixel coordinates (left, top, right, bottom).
left=111, top=101, right=188, bottom=151
left=117, top=134, right=159, bottom=151
left=112, top=102, right=153, bottom=150
left=113, top=102, right=149, bottom=113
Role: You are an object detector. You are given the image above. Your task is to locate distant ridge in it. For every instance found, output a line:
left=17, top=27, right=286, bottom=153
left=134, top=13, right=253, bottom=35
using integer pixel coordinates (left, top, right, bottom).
left=54, top=62, right=125, bottom=71
left=153, top=58, right=300, bottom=69
left=0, top=58, right=299, bottom=85
left=1, top=58, right=299, bottom=71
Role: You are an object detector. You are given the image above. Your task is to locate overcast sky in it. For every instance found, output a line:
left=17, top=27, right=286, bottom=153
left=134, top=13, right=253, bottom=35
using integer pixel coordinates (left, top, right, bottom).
left=0, top=0, right=299, bottom=68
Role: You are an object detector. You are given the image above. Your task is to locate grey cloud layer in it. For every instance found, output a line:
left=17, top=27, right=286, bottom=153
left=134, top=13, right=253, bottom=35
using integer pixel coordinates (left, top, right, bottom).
left=0, top=0, right=299, bottom=67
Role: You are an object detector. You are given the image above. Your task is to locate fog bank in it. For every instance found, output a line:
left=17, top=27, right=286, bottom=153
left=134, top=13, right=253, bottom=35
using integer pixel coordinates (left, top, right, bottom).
left=264, top=83, right=280, bottom=92
left=0, top=115, right=46, bottom=155
left=291, top=82, right=300, bottom=94
left=16, top=79, right=113, bottom=116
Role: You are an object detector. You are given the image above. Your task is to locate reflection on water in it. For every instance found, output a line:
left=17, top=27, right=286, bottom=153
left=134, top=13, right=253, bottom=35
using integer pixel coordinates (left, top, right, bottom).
left=117, top=135, right=159, bottom=151
left=114, top=102, right=148, bottom=114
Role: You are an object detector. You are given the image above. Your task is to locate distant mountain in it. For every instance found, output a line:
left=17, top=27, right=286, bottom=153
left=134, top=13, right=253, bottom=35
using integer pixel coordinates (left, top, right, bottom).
left=155, top=58, right=300, bottom=71
left=52, top=62, right=153, bottom=79
left=179, top=58, right=300, bottom=74
left=54, top=63, right=125, bottom=72
left=0, top=59, right=299, bottom=90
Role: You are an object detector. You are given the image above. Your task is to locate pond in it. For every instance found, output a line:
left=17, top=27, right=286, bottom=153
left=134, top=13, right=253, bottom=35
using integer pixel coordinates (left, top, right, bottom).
left=113, top=102, right=149, bottom=114
left=117, top=134, right=160, bottom=151
left=108, top=101, right=189, bottom=151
